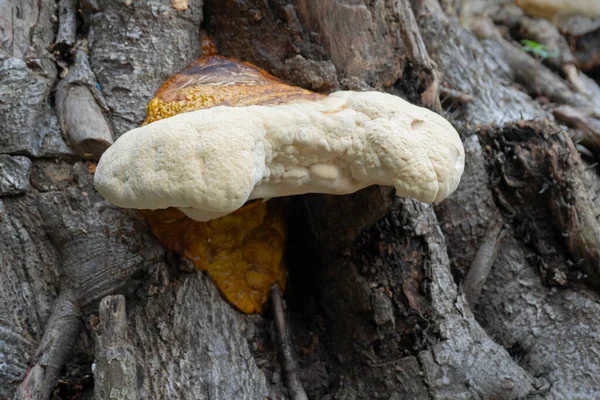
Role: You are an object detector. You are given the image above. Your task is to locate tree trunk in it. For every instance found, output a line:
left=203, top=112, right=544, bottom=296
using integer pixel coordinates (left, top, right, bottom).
left=2, top=0, right=600, bottom=399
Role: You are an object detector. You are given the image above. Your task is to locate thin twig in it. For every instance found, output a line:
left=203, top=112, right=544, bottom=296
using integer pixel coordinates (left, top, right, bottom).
left=271, top=285, right=308, bottom=400
left=439, top=87, right=473, bottom=104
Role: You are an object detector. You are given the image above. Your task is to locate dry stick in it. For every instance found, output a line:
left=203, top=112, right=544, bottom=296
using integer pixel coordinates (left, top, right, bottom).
left=56, top=49, right=114, bottom=160
left=394, top=0, right=442, bottom=111
left=14, top=290, right=81, bottom=400
left=439, top=87, right=474, bottom=104
left=464, top=221, right=506, bottom=307
left=271, top=285, right=308, bottom=400
left=93, top=295, right=138, bottom=400
left=55, top=0, right=77, bottom=54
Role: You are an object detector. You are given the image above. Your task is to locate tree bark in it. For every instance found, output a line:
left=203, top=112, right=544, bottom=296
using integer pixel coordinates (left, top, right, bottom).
left=2, top=0, right=600, bottom=399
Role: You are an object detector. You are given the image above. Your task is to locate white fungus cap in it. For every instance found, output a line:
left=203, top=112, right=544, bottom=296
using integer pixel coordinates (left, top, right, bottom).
left=94, top=91, right=465, bottom=221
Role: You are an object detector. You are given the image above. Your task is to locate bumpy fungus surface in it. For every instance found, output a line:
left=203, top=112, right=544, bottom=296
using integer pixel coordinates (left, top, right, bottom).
left=141, top=56, right=318, bottom=313
left=97, top=91, right=464, bottom=221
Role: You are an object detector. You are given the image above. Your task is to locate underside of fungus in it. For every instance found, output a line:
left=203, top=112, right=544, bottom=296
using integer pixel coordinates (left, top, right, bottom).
left=94, top=55, right=465, bottom=313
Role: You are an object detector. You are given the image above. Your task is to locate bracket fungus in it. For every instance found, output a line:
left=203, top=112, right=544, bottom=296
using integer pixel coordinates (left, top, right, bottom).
left=94, top=55, right=465, bottom=313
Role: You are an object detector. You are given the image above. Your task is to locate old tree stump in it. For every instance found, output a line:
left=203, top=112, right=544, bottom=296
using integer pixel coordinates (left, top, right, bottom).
left=2, top=0, right=600, bottom=398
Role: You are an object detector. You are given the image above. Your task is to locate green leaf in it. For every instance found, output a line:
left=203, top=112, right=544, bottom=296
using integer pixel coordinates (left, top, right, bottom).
left=520, top=39, right=559, bottom=60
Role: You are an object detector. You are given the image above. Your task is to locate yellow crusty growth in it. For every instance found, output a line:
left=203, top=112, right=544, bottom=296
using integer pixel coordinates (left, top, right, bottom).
left=145, top=84, right=318, bottom=124
left=140, top=202, right=286, bottom=313
left=144, top=56, right=320, bottom=125
left=141, top=55, right=321, bottom=313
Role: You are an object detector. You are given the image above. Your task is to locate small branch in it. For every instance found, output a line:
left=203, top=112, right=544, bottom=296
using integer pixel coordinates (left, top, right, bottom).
left=271, top=285, right=308, bottom=400
left=93, top=295, right=138, bottom=400
left=439, top=86, right=473, bottom=106
left=54, top=0, right=78, bottom=55
left=464, top=220, right=506, bottom=307
left=14, top=290, right=81, bottom=400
